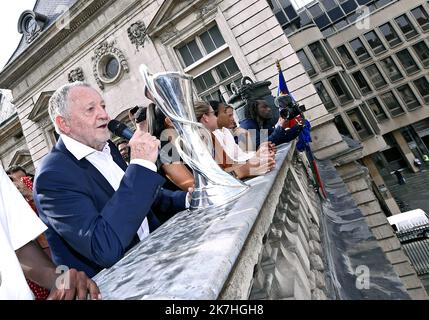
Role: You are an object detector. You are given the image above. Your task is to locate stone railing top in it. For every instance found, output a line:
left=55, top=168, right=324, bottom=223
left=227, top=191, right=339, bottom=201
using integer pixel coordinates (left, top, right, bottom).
left=94, top=143, right=294, bottom=300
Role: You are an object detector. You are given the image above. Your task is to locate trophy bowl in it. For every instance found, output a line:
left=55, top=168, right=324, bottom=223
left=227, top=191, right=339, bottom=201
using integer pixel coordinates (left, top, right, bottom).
left=140, top=65, right=249, bottom=210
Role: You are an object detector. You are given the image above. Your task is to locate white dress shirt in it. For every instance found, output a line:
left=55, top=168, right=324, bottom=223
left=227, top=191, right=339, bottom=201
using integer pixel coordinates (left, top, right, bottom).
left=61, top=135, right=156, bottom=240
left=0, top=167, right=47, bottom=300
left=213, top=128, right=255, bottom=162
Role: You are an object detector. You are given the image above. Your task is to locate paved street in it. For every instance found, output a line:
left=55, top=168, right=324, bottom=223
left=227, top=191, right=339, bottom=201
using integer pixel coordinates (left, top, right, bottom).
left=384, top=164, right=429, bottom=214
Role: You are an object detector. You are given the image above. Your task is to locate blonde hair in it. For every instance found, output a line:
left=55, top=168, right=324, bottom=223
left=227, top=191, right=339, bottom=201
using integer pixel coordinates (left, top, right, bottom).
left=193, top=101, right=211, bottom=122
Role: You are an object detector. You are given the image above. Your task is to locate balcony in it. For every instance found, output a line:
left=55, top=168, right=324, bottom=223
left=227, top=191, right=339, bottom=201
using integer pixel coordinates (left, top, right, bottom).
left=94, top=141, right=410, bottom=300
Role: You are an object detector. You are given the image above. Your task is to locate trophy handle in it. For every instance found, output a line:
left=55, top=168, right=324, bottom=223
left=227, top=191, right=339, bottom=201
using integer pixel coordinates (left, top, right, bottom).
left=141, top=65, right=197, bottom=127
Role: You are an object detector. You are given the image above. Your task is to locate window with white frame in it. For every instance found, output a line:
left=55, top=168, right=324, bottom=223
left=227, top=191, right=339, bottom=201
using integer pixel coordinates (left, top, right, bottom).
left=177, top=25, right=226, bottom=68
left=193, top=57, right=242, bottom=102
left=175, top=23, right=242, bottom=103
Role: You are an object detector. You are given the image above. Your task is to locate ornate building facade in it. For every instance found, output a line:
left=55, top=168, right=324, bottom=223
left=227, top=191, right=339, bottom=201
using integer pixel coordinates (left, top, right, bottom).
left=0, top=0, right=427, bottom=299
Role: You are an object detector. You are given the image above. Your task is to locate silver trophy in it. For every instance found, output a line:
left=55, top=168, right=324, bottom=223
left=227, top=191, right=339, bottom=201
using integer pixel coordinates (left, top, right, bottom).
left=140, top=65, right=249, bottom=210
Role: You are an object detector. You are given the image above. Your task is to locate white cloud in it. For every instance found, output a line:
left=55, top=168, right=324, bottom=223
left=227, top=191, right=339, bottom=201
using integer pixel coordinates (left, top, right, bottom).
left=0, top=0, right=37, bottom=71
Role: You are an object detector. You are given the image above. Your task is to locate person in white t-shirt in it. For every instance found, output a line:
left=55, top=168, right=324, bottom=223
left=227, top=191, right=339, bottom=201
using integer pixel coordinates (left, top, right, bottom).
left=0, top=167, right=100, bottom=300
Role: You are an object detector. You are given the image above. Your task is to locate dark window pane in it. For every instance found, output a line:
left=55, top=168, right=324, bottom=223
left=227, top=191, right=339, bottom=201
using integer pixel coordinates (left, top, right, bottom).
left=105, top=57, right=119, bottom=79
left=334, top=115, right=353, bottom=138
left=380, top=57, right=403, bottom=82
left=412, top=41, right=429, bottom=67
left=215, top=58, right=240, bottom=80
left=315, top=81, right=336, bottom=111
left=188, top=40, right=203, bottom=63
left=315, top=13, right=331, bottom=29
left=337, top=45, right=356, bottom=68
left=347, top=108, right=372, bottom=139
left=208, top=25, right=225, bottom=48
left=352, top=71, right=372, bottom=94
left=327, top=7, right=345, bottom=22
left=284, top=5, right=298, bottom=20
left=308, top=3, right=323, bottom=18
left=298, top=10, right=312, bottom=26
left=321, top=0, right=337, bottom=11
left=202, top=90, right=223, bottom=103
left=411, top=6, right=429, bottom=31
left=178, top=46, right=194, bottom=67
left=357, top=0, right=371, bottom=5
left=350, top=38, right=370, bottom=61
left=364, top=31, right=386, bottom=54
left=346, top=12, right=359, bottom=24
left=297, top=50, right=317, bottom=76
left=395, top=14, right=418, bottom=39
left=379, top=22, right=402, bottom=47
left=413, top=77, right=429, bottom=103
left=200, top=32, right=216, bottom=54
left=328, top=74, right=353, bottom=104
left=397, top=84, right=420, bottom=110
left=380, top=91, right=404, bottom=116
left=309, top=42, right=333, bottom=70
left=194, top=71, right=216, bottom=93
left=365, top=64, right=387, bottom=89
left=275, top=11, right=288, bottom=25
left=224, top=58, right=239, bottom=75
left=216, top=63, right=229, bottom=80
left=396, top=49, right=419, bottom=75
left=374, top=0, right=392, bottom=8
left=334, top=18, right=348, bottom=30
left=367, top=97, right=388, bottom=121
left=194, top=76, right=206, bottom=93
left=341, top=0, right=357, bottom=14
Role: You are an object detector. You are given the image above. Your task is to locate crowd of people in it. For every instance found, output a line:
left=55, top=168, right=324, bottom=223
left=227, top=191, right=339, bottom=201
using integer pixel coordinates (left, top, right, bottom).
left=1, top=81, right=303, bottom=300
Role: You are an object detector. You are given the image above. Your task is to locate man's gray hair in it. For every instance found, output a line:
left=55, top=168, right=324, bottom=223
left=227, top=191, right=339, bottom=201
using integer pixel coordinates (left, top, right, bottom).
left=49, top=82, right=92, bottom=134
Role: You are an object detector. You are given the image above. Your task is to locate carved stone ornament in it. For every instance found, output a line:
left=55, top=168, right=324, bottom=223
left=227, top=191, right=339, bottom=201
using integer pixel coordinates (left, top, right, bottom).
left=199, top=1, right=218, bottom=16
left=18, top=10, right=47, bottom=44
left=159, top=27, right=179, bottom=44
left=91, top=41, right=129, bottom=90
left=127, top=21, right=147, bottom=51
left=68, top=67, right=85, bottom=83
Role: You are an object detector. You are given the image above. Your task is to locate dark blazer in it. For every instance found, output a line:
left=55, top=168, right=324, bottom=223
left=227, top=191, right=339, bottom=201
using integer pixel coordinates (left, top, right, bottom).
left=33, top=137, right=186, bottom=277
left=239, top=118, right=301, bottom=149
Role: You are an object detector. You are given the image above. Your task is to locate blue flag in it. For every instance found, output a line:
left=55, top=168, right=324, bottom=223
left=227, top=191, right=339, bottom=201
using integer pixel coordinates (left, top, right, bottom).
left=276, top=61, right=295, bottom=102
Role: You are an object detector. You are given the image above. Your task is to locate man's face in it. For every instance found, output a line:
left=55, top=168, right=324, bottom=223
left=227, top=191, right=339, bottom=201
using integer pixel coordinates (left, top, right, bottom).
left=257, top=100, right=272, bottom=120
left=216, top=104, right=230, bottom=129
left=9, top=170, right=26, bottom=183
left=118, top=142, right=130, bottom=162
left=60, top=86, right=111, bottom=150
left=225, top=107, right=236, bottom=129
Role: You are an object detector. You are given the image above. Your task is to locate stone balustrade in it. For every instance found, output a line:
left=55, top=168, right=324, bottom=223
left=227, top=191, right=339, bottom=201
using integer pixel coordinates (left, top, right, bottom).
left=94, top=142, right=410, bottom=300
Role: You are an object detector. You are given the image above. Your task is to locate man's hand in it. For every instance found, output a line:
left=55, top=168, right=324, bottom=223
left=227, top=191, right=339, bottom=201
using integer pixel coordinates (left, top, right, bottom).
left=128, top=126, right=160, bottom=163
left=48, top=269, right=101, bottom=300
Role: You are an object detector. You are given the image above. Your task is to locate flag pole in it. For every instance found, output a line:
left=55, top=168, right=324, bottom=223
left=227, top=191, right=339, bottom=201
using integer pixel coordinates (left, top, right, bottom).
left=276, top=60, right=327, bottom=199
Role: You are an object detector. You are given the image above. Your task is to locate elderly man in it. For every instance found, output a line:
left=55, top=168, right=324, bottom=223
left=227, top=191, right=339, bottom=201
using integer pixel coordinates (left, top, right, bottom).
left=33, top=82, right=187, bottom=278
left=0, top=167, right=100, bottom=300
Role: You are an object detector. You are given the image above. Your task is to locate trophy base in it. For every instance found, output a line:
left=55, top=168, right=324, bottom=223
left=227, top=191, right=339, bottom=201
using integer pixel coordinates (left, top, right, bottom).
left=190, top=183, right=249, bottom=211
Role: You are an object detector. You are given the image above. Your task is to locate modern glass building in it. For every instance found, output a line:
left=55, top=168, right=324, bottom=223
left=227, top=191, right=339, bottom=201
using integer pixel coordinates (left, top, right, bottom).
left=270, top=0, right=429, bottom=215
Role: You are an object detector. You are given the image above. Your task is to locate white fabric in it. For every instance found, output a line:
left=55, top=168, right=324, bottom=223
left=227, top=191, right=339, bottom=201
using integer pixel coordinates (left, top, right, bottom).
left=213, top=128, right=255, bottom=162
left=61, top=135, right=151, bottom=240
left=0, top=167, right=47, bottom=300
